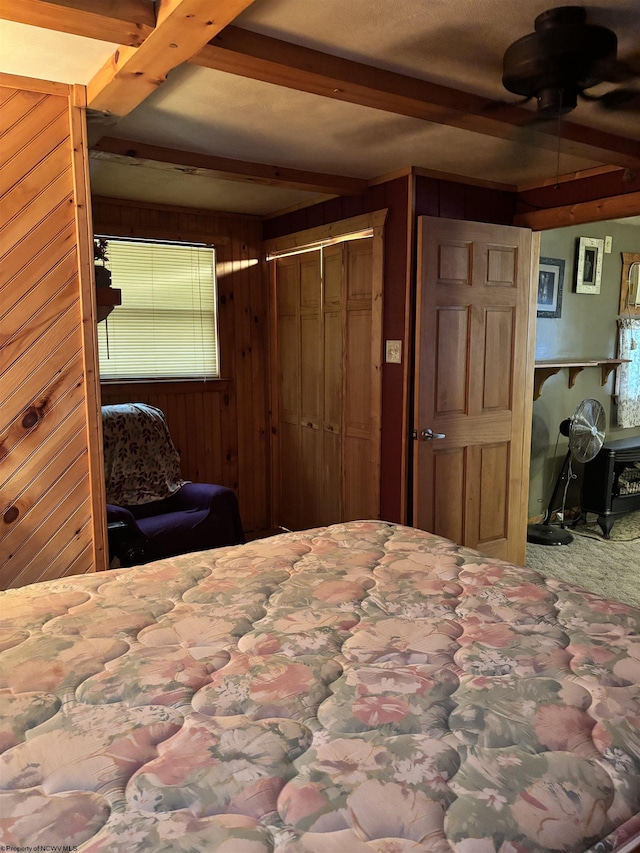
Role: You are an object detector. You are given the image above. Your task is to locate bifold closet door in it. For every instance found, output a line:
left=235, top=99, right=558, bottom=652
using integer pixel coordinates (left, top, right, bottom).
left=274, top=239, right=381, bottom=531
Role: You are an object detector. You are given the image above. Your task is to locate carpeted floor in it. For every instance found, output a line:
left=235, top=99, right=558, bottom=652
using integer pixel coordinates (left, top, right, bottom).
left=525, top=510, right=640, bottom=609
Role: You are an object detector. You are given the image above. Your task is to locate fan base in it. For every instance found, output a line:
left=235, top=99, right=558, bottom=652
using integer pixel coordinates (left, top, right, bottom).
left=527, top=523, right=574, bottom=546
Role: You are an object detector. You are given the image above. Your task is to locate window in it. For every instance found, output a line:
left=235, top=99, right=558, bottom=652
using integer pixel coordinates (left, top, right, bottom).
left=617, top=319, right=640, bottom=428
left=97, top=238, right=219, bottom=380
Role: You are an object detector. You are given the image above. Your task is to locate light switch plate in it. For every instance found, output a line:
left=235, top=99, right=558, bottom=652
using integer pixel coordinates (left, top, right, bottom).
left=385, top=340, right=402, bottom=364
left=604, top=235, right=612, bottom=253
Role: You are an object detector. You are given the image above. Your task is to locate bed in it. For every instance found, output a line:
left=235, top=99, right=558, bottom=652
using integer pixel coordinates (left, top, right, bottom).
left=1, top=520, right=639, bottom=852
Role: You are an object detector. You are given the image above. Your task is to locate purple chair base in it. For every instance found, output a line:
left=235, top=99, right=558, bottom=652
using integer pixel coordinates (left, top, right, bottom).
left=107, top=483, right=244, bottom=565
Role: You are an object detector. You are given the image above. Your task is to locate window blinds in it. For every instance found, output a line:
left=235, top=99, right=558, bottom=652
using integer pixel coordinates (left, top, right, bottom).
left=97, top=239, right=218, bottom=380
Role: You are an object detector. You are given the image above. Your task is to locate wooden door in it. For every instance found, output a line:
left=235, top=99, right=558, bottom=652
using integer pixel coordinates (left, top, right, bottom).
left=273, top=237, right=381, bottom=530
left=0, top=74, right=107, bottom=588
left=413, top=216, right=535, bottom=564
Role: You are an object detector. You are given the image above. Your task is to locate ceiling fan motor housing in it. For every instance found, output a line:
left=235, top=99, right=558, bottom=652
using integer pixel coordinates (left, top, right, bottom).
left=502, top=6, right=618, bottom=117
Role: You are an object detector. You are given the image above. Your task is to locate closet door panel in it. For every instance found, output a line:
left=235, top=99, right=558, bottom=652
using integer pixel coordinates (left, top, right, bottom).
left=347, top=241, right=373, bottom=300
left=343, top=240, right=380, bottom=520
left=277, top=313, right=299, bottom=424
left=324, top=249, right=342, bottom=306
left=344, top=309, right=373, bottom=434
left=300, top=314, right=322, bottom=427
left=344, top=435, right=377, bottom=521
left=322, top=430, right=342, bottom=525
left=324, top=311, right=342, bottom=430
left=271, top=228, right=381, bottom=530
left=300, top=252, right=321, bottom=308
left=278, top=421, right=301, bottom=531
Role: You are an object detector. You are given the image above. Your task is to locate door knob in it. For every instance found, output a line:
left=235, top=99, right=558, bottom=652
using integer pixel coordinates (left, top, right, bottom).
left=420, top=428, right=446, bottom=441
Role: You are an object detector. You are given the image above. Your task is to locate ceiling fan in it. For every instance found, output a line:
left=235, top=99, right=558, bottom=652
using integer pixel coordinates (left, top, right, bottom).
left=502, top=5, right=640, bottom=119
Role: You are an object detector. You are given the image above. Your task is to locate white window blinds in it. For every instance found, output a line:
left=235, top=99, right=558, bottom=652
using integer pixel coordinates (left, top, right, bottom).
left=97, top=239, right=219, bottom=380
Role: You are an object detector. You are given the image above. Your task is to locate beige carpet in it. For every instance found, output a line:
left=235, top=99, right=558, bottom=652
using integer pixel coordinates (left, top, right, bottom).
left=526, top=511, right=640, bottom=609
left=572, top=508, right=640, bottom=542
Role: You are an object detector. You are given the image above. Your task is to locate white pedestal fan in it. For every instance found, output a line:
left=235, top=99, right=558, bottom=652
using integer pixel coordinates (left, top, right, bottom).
left=527, top=398, right=606, bottom=546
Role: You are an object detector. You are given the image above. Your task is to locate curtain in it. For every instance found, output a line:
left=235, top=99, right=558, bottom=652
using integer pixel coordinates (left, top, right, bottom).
left=617, top=318, right=640, bottom=427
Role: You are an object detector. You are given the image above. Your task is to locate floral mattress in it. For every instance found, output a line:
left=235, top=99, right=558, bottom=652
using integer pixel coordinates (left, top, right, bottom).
left=1, top=521, right=639, bottom=853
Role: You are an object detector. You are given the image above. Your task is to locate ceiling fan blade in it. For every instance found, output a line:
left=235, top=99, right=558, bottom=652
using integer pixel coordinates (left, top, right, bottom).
left=601, top=60, right=640, bottom=83
left=580, top=87, right=640, bottom=111
left=602, top=88, right=640, bottom=110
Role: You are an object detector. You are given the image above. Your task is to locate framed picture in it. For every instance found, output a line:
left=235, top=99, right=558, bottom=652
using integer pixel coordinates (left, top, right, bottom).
left=537, top=257, right=565, bottom=318
left=575, top=236, right=604, bottom=294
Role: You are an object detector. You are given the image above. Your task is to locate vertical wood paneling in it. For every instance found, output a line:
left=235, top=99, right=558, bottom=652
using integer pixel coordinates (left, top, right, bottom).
left=100, top=381, right=232, bottom=488
left=93, top=198, right=268, bottom=533
left=1, top=75, right=103, bottom=589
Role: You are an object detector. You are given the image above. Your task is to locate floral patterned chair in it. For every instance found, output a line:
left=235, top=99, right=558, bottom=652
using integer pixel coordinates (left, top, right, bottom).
left=102, top=403, right=244, bottom=566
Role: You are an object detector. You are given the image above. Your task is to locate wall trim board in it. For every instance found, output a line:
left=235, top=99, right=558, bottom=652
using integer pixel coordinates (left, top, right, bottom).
left=70, top=83, right=108, bottom=573
left=0, top=71, right=69, bottom=96
left=91, top=195, right=262, bottom=222
left=93, top=224, right=232, bottom=246
left=100, top=379, right=232, bottom=394
left=412, top=165, right=515, bottom=193
left=263, top=209, right=388, bottom=254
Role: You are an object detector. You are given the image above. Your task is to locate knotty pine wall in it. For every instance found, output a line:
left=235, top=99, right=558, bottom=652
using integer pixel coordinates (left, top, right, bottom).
left=92, top=197, right=269, bottom=534
left=1, top=74, right=107, bottom=589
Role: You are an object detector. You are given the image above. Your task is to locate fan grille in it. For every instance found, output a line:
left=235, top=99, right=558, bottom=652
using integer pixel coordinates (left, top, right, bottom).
left=569, top=398, right=606, bottom=463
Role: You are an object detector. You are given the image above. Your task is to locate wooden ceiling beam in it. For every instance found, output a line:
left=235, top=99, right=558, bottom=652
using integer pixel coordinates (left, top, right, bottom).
left=0, top=0, right=155, bottom=47
left=194, top=26, right=640, bottom=170
left=87, top=0, right=256, bottom=118
left=514, top=189, right=640, bottom=230
left=90, top=136, right=368, bottom=195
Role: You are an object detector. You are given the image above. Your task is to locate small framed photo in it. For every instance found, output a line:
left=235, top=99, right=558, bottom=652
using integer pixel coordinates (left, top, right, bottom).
left=537, top=257, right=565, bottom=318
left=575, top=237, right=604, bottom=294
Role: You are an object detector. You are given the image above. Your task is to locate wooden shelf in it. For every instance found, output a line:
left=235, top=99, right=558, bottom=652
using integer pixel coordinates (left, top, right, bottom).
left=533, top=358, right=629, bottom=400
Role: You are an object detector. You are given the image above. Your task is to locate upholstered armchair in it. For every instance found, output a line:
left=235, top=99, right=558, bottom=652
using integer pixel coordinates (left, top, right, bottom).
left=102, top=403, right=244, bottom=566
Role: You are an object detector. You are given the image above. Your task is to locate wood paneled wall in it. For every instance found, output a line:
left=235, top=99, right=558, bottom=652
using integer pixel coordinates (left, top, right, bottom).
left=100, top=381, right=234, bottom=487
left=1, top=74, right=106, bottom=589
left=92, top=198, right=269, bottom=534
